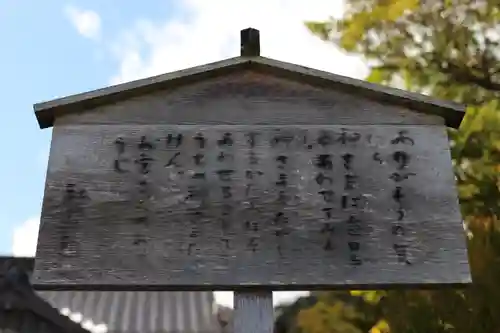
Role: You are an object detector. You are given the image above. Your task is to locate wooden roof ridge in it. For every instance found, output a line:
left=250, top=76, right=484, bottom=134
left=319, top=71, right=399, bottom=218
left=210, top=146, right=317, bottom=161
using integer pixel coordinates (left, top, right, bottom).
left=33, top=28, right=466, bottom=129
left=0, top=260, right=90, bottom=333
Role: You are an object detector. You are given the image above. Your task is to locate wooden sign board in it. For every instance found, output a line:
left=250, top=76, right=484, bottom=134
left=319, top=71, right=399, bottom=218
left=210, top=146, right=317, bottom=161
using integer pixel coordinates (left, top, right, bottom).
left=33, top=68, right=470, bottom=290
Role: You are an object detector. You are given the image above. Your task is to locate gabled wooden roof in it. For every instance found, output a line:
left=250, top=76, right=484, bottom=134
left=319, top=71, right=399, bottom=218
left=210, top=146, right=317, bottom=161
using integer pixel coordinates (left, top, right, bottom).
left=34, top=31, right=466, bottom=129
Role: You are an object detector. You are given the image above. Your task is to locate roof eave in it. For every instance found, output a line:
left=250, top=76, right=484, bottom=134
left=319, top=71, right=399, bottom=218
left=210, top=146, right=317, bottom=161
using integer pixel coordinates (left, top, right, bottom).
left=33, top=56, right=466, bottom=129
left=252, top=57, right=466, bottom=128
left=0, top=265, right=90, bottom=333
left=34, top=56, right=254, bottom=129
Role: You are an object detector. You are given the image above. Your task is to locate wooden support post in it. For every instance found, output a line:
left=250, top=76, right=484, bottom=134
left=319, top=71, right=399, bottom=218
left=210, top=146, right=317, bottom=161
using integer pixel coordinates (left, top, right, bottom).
left=233, top=291, right=274, bottom=333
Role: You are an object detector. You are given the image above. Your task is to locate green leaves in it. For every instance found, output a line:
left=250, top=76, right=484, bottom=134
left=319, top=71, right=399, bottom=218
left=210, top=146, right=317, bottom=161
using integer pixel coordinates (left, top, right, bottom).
left=284, top=1, right=500, bottom=333
left=306, top=0, right=500, bottom=105
left=453, top=103, right=500, bottom=218
left=365, top=68, right=387, bottom=84
left=304, top=21, right=331, bottom=41
left=350, top=291, right=386, bottom=305
left=294, top=292, right=381, bottom=333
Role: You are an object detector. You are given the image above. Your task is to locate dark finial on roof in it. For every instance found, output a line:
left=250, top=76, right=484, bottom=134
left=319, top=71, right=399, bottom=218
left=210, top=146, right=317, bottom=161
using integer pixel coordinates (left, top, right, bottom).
left=240, top=28, right=260, bottom=56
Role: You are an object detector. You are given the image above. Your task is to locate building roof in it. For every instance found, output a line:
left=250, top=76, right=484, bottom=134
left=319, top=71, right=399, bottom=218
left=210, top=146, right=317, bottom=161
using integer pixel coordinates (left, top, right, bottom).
left=0, top=309, right=81, bottom=333
left=1, top=257, right=222, bottom=333
left=33, top=30, right=466, bottom=129
left=39, top=290, right=218, bottom=333
left=0, top=258, right=90, bottom=333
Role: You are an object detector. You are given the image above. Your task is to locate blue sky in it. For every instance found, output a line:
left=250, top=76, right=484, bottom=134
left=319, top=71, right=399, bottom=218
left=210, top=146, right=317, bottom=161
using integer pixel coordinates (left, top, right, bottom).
left=0, top=0, right=181, bottom=255
left=1, top=0, right=367, bottom=307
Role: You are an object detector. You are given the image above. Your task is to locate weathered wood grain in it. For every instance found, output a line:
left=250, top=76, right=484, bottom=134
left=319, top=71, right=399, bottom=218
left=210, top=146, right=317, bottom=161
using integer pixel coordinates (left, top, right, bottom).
left=33, top=124, right=470, bottom=290
left=34, top=57, right=465, bottom=129
left=53, top=72, right=445, bottom=127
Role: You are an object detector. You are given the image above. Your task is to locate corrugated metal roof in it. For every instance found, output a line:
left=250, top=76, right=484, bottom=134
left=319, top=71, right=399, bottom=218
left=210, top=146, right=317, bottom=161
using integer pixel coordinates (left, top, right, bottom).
left=38, top=291, right=219, bottom=333
left=0, top=309, right=65, bottom=333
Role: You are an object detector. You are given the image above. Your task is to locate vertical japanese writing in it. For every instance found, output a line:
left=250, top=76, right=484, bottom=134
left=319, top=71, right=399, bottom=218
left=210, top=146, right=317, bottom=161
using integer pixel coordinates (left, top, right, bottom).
left=136, top=135, right=154, bottom=174
left=245, top=132, right=262, bottom=252
left=193, top=132, right=206, bottom=166
left=317, top=130, right=334, bottom=147
left=247, top=131, right=259, bottom=166
left=112, top=136, right=150, bottom=254
left=340, top=154, right=363, bottom=210
left=185, top=132, right=207, bottom=255
left=216, top=132, right=235, bottom=251
left=133, top=135, right=155, bottom=255
left=187, top=132, right=208, bottom=203
left=273, top=132, right=292, bottom=209
left=217, top=132, right=234, bottom=164
left=104, top=126, right=429, bottom=266
left=390, top=129, right=415, bottom=265
left=271, top=130, right=294, bottom=256
left=60, top=183, right=89, bottom=256
left=337, top=131, right=363, bottom=265
left=113, top=137, right=129, bottom=173
left=271, top=131, right=294, bottom=148
left=336, top=128, right=361, bottom=145
left=187, top=211, right=202, bottom=255
left=166, top=133, right=183, bottom=147
left=315, top=130, right=336, bottom=251
left=164, top=132, right=184, bottom=173
left=391, top=130, right=415, bottom=146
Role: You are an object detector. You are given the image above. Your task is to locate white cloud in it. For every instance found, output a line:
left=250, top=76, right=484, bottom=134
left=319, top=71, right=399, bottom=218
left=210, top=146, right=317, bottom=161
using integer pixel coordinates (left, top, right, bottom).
left=64, top=5, right=101, bottom=41
left=12, top=217, right=40, bottom=257
left=110, top=0, right=368, bottom=85
left=108, top=0, right=368, bottom=308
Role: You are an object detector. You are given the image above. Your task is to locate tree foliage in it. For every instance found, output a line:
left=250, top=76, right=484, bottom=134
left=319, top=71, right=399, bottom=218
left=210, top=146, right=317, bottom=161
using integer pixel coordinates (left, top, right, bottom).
left=275, top=1, right=500, bottom=332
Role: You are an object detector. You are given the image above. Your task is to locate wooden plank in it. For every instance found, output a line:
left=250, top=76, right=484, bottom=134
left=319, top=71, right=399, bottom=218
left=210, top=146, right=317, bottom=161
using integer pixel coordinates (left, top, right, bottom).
left=53, top=72, right=445, bottom=127
left=252, top=57, right=465, bottom=128
left=233, top=291, right=273, bottom=333
left=33, top=124, right=470, bottom=290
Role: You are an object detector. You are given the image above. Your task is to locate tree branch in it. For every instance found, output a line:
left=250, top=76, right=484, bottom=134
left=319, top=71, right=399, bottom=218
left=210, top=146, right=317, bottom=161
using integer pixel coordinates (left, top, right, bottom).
left=442, top=61, right=500, bottom=91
